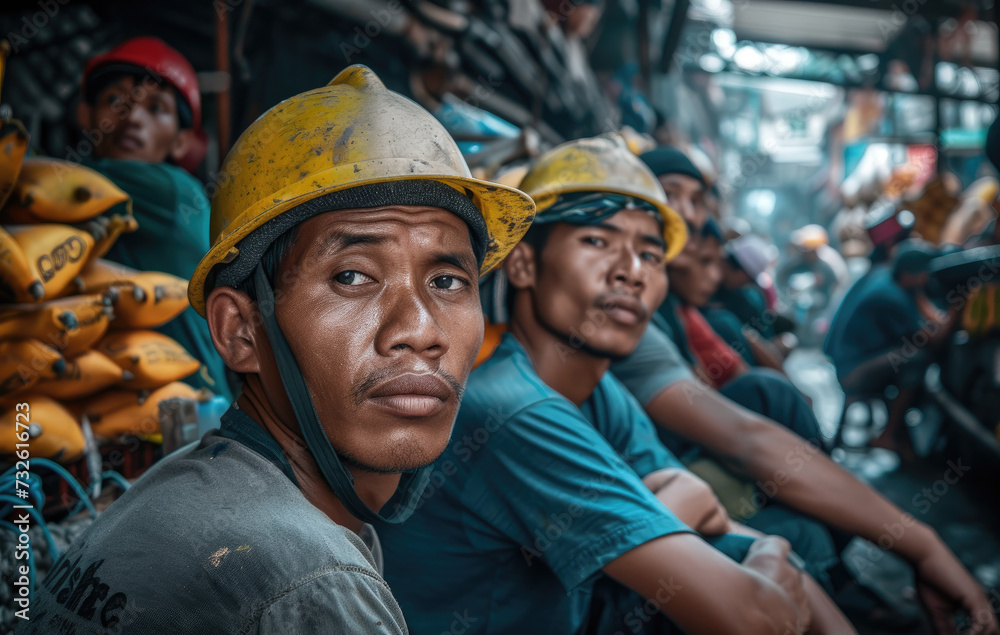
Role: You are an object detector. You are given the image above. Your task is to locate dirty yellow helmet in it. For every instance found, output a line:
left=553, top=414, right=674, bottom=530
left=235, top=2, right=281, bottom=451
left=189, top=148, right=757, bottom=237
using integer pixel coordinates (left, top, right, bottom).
left=518, top=135, right=687, bottom=261
left=188, top=65, right=536, bottom=316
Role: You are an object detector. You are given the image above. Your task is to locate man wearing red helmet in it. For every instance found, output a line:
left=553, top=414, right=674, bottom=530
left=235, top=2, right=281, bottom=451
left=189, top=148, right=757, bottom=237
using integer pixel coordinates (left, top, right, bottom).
left=77, top=37, right=230, bottom=399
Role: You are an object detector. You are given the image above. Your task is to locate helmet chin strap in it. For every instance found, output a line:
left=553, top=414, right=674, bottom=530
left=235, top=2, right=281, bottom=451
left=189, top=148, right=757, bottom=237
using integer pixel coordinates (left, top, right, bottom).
left=252, top=263, right=431, bottom=524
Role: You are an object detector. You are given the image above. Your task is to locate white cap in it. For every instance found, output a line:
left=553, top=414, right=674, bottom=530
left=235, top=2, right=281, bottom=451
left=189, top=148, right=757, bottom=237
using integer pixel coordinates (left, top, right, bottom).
left=727, top=235, right=776, bottom=280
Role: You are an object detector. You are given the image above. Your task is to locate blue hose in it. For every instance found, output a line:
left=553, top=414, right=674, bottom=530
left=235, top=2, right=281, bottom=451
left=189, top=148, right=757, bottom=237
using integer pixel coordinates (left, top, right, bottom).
left=1, top=459, right=124, bottom=610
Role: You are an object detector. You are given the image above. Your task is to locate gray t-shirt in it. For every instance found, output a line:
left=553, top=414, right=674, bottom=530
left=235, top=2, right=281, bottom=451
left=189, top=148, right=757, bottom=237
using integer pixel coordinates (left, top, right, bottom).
left=610, top=321, right=694, bottom=406
left=19, top=408, right=406, bottom=634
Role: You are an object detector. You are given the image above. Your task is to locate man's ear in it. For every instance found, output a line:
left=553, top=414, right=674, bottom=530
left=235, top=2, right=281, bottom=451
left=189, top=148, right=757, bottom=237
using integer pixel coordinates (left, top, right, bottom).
left=206, top=286, right=262, bottom=375
left=76, top=101, right=92, bottom=132
left=169, top=128, right=195, bottom=164
left=504, top=242, right=537, bottom=291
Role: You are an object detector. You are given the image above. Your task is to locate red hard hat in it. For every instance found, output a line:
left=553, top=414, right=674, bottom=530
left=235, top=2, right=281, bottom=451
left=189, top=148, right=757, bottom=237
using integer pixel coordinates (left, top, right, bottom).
left=83, top=37, right=207, bottom=171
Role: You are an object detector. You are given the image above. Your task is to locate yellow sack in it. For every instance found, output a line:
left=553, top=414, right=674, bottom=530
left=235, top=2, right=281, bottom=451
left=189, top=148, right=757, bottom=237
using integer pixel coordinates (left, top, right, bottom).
left=0, top=224, right=44, bottom=302
left=98, top=330, right=200, bottom=390
left=0, top=118, right=29, bottom=210
left=963, top=284, right=1000, bottom=339
left=88, top=213, right=139, bottom=261
left=35, top=349, right=131, bottom=400
left=0, top=339, right=65, bottom=397
left=64, top=257, right=136, bottom=295
left=2, top=223, right=95, bottom=300
left=2, top=157, right=130, bottom=224
left=85, top=381, right=200, bottom=439
left=0, top=395, right=84, bottom=463
left=0, top=293, right=113, bottom=356
left=69, top=260, right=189, bottom=328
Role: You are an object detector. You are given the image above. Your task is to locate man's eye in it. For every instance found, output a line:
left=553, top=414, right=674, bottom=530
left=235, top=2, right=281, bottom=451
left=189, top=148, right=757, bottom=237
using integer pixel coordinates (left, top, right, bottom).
left=641, top=252, right=663, bottom=263
left=432, top=275, right=466, bottom=290
left=334, top=271, right=371, bottom=286
left=582, top=236, right=606, bottom=247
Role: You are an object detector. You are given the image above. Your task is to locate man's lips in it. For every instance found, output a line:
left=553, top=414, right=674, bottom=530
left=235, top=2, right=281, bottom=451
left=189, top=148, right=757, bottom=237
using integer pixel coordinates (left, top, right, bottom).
left=366, top=373, right=454, bottom=418
left=599, top=294, right=647, bottom=326
left=114, top=132, right=144, bottom=152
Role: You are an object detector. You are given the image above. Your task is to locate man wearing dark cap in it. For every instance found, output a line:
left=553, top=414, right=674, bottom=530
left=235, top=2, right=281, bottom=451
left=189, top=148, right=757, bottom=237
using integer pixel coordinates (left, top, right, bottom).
left=825, top=239, right=958, bottom=456
left=705, top=233, right=786, bottom=367
left=640, top=145, right=710, bottom=230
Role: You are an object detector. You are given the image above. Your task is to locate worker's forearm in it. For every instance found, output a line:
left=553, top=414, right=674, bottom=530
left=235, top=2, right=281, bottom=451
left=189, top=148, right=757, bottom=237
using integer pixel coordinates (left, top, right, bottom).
left=604, top=534, right=801, bottom=635
left=644, top=468, right=730, bottom=535
left=739, top=421, right=938, bottom=562
left=747, top=336, right=786, bottom=373
left=802, top=573, right=855, bottom=634
left=646, top=383, right=940, bottom=563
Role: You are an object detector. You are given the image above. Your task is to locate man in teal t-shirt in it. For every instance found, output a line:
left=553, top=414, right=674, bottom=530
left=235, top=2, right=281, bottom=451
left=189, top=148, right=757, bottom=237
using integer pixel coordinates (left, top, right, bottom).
left=77, top=37, right=230, bottom=399
left=378, top=137, right=850, bottom=634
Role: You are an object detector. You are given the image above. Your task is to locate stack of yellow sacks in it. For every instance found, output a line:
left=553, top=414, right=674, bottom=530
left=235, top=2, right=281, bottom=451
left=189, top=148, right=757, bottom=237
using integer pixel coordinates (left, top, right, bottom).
left=0, top=127, right=203, bottom=465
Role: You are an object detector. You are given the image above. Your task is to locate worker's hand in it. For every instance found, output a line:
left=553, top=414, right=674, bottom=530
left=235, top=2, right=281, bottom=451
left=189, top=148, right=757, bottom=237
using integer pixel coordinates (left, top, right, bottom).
left=742, top=536, right=811, bottom=634
left=914, top=544, right=999, bottom=635
left=645, top=469, right=731, bottom=536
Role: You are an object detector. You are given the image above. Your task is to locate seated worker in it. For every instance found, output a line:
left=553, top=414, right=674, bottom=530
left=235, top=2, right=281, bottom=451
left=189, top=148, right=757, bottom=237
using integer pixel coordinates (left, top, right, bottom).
left=378, top=136, right=852, bottom=635
left=609, top=155, right=998, bottom=632
left=712, top=233, right=777, bottom=341
left=640, top=145, right=707, bottom=229
left=660, top=220, right=750, bottom=388
left=700, top=228, right=789, bottom=373
left=824, top=239, right=958, bottom=457
left=611, top=272, right=996, bottom=633
left=77, top=37, right=230, bottom=399
left=22, top=66, right=536, bottom=633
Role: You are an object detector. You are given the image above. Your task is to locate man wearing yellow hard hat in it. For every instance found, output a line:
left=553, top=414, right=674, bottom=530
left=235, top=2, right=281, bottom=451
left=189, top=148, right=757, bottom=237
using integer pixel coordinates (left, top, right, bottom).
left=22, top=65, right=534, bottom=633
left=377, top=135, right=852, bottom=634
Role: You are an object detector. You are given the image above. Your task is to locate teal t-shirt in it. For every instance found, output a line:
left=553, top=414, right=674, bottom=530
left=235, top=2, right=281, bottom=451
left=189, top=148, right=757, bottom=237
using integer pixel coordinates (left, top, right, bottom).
left=713, top=286, right=774, bottom=340
left=377, top=333, right=691, bottom=634
left=823, top=265, right=922, bottom=378
left=84, top=158, right=231, bottom=400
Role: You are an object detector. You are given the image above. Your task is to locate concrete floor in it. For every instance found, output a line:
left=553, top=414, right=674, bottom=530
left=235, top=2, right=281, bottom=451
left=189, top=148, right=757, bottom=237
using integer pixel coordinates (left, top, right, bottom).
left=786, top=349, right=1000, bottom=634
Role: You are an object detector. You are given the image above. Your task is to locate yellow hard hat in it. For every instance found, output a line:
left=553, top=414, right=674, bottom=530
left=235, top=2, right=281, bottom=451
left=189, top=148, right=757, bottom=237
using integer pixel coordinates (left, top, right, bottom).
left=965, top=176, right=999, bottom=205
left=518, top=135, right=688, bottom=261
left=791, top=224, right=829, bottom=251
left=188, top=65, right=536, bottom=316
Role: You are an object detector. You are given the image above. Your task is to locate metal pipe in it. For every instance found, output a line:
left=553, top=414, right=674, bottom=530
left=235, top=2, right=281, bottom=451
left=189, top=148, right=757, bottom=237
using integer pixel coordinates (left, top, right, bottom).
left=215, top=4, right=232, bottom=157
left=925, top=364, right=1000, bottom=461
left=658, top=0, right=690, bottom=74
